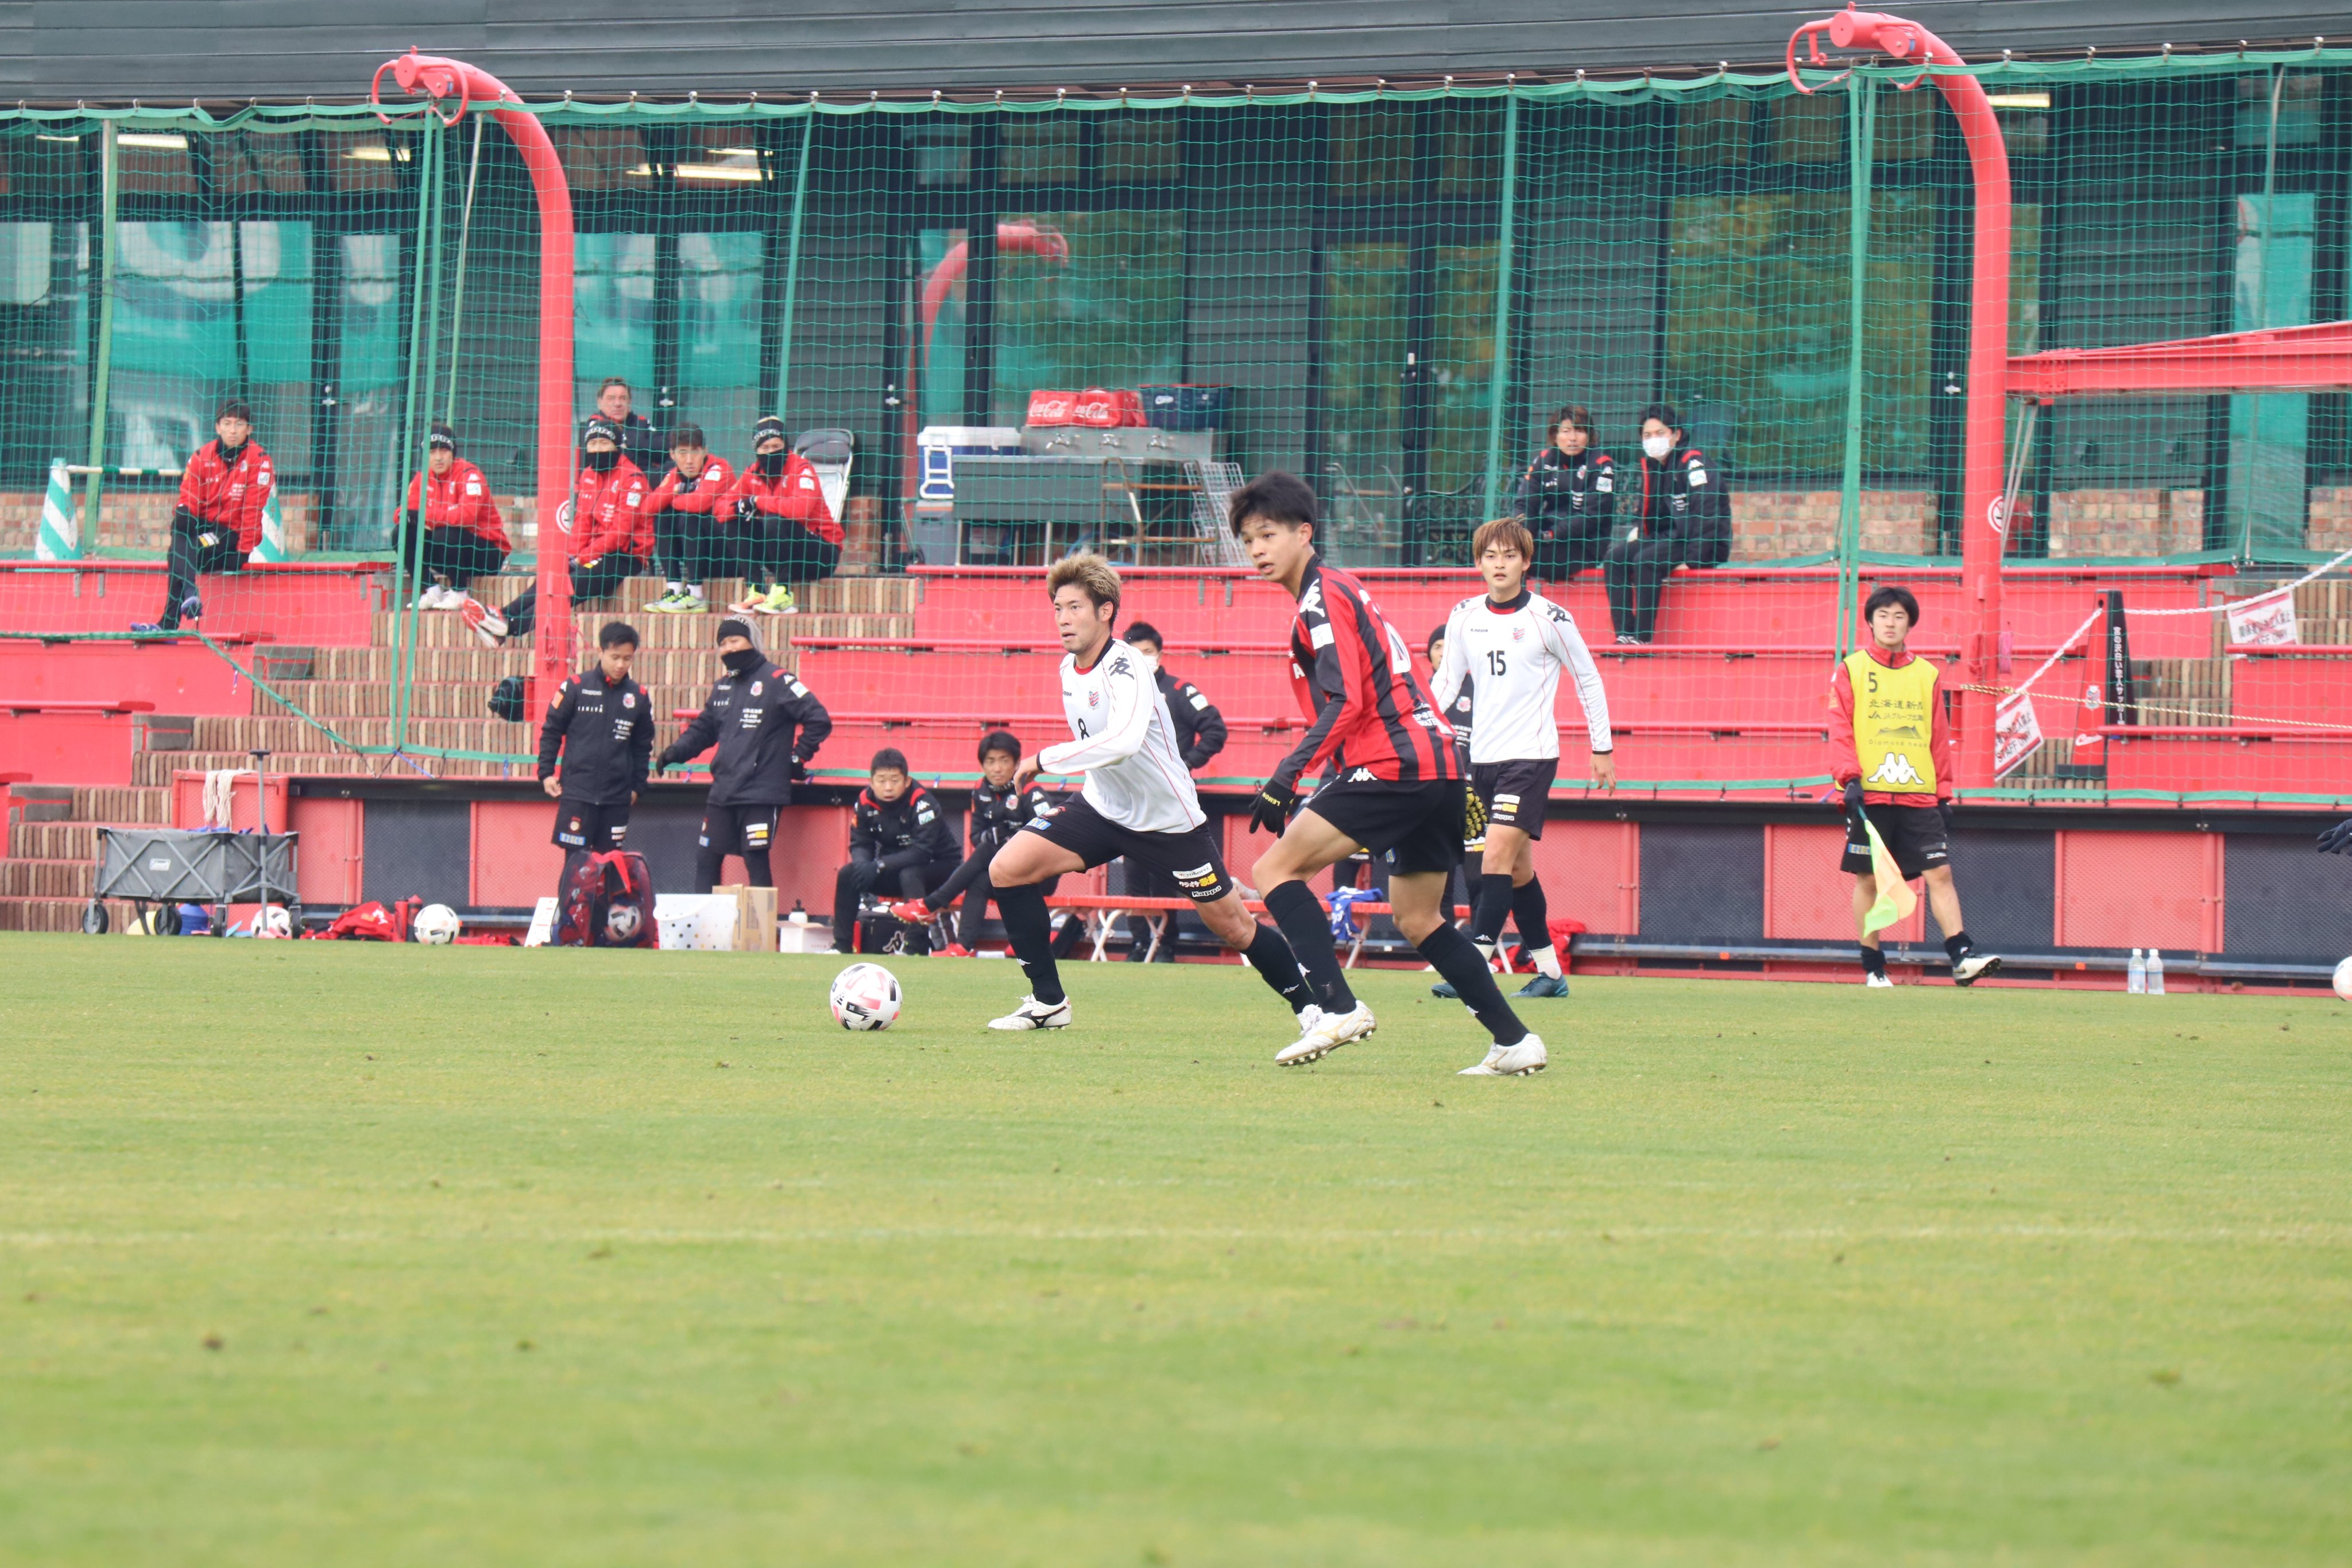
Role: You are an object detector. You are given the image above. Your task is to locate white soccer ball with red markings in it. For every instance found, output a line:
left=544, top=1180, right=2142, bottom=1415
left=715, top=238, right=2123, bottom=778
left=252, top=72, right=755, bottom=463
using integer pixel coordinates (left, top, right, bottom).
left=830, top=962, right=902, bottom=1031
left=413, top=904, right=461, bottom=944
left=2335, top=955, right=2352, bottom=1002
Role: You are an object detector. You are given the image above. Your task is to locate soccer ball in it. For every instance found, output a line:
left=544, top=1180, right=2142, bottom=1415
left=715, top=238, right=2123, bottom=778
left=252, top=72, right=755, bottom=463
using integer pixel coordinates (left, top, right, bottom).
left=2335, top=955, right=2352, bottom=1001
left=254, top=904, right=293, bottom=939
left=830, top=962, right=902, bottom=1031
left=413, top=904, right=461, bottom=945
left=605, top=901, right=643, bottom=945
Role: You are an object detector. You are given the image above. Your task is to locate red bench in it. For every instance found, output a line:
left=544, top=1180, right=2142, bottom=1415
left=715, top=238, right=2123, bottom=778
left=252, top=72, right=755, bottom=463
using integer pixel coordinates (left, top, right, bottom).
left=0, top=699, right=158, bottom=786
left=0, top=559, right=392, bottom=645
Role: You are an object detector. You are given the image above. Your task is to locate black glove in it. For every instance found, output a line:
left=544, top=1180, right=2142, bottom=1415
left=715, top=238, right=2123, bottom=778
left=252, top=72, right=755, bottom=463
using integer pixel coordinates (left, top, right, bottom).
left=791, top=759, right=812, bottom=783
left=732, top=496, right=759, bottom=526
left=1840, top=778, right=1864, bottom=813
left=1940, top=800, right=1957, bottom=833
left=2319, top=818, right=2352, bottom=855
left=842, top=860, right=880, bottom=896
left=654, top=748, right=680, bottom=773
left=1248, top=780, right=1297, bottom=835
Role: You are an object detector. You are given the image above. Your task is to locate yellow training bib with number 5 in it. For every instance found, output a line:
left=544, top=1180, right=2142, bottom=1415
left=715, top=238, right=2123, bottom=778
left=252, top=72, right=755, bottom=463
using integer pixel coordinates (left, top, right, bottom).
left=1844, top=651, right=1938, bottom=794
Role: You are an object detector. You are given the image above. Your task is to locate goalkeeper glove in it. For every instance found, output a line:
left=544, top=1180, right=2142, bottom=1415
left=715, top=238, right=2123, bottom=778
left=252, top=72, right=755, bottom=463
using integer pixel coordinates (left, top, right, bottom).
left=1248, top=780, right=1296, bottom=835
left=1840, top=778, right=1864, bottom=812
left=2319, top=818, right=2352, bottom=855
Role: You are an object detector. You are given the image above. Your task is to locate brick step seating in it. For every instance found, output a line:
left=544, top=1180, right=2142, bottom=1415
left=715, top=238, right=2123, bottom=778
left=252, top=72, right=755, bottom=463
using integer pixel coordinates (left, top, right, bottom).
left=260, top=678, right=714, bottom=723
left=904, top=564, right=2225, bottom=659
left=457, top=572, right=919, bottom=619
left=299, top=642, right=776, bottom=687
left=130, top=749, right=516, bottom=787
left=364, top=606, right=895, bottom=652
left=0, top=559, right=388, bottom=644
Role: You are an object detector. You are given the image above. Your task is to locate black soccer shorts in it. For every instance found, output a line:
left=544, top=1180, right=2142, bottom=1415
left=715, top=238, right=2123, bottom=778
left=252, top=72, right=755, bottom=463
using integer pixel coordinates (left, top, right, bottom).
left=1469, top=758, right=1558, bottom=839
left=553, top=799, right=631, bottom=852
left=700, top=802, right=780, bottom=857
left=1842, top=803, right=1950, bottom=880
left=1017, top=794, right=1235, bottom=902
left=1300, top=774, right=1464, bottom=877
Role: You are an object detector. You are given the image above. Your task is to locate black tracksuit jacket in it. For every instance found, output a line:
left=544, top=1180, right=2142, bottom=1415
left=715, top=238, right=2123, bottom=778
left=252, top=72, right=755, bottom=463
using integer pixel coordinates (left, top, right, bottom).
left=658, top=660, right=833, bottom=807
left=1154, top=667, right=1228, bottom=772
left=850, top=783, right=961, bottom=872
left=537, top=666, right=653, bottom=807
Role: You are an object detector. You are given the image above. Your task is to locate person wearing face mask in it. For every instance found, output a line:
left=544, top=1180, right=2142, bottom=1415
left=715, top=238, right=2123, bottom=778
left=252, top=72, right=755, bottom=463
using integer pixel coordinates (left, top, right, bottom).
left=644, top=423, right=733, bottom=614
left=465, top=415, right=652, bottom=646
left=717, top=415, right=841, bottom=616
left=1603, top=402, right=1730, bottom=645
left=1515, top=404, right=1615, bottom=582
left=656, top=617, right=833, bottom=891
left=396, top=424, right=510, bottom=610
left=134, top=398, right=274, bottom=633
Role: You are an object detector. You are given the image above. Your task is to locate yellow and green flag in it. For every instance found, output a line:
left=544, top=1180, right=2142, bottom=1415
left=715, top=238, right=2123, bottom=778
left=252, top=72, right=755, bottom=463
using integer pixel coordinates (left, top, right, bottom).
left=1859, top=814, right=1918, bottom=936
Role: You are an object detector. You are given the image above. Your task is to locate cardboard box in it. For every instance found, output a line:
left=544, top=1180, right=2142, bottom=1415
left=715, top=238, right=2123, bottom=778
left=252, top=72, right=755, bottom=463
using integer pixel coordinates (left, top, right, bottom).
left=718, top=884, right=777, bottom=953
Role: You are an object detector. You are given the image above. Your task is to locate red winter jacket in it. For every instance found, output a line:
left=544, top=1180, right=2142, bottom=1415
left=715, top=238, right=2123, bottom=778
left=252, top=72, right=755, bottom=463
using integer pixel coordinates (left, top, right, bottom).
left=572, top=458, right=653, bottom=563
left=719, top=454, right=841, bottom=547
left=177, top=438, right=275, bottom=553
left=404, top=458, right=510, bottom=552
left=647, top=455, right=736, bottom=519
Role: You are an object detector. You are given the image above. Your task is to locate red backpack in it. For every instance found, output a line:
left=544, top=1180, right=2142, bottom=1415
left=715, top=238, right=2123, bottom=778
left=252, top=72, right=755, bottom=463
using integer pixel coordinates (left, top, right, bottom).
left=555, top=850, right=656, bottom=948
left=315, top=897, right=421, bottom=942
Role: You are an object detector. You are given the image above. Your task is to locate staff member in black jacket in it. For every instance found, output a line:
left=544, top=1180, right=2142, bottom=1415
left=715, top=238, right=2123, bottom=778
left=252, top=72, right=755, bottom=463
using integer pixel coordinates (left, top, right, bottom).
left=1113, top=622, right=1230, bottom=962
left=834, top=748, right=962, bottom=956
left=538, top=621, right=654, bottom=876
left=889, top=729, right=1061, bottom=957
left=1515, top=404, right=1615, bottom=582
left=1604, top=402, right=1731, bottom=645
left=656, top=618, right=833, bottom=890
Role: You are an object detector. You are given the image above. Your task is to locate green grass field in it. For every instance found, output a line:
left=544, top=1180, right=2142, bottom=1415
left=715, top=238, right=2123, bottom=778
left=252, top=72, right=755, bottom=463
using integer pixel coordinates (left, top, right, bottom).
left=2, top=936, right=2347, bottom=1566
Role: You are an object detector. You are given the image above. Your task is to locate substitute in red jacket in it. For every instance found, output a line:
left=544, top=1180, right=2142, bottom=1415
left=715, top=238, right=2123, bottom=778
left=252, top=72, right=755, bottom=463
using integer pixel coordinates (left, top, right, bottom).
left=137, top=398, right=273, bottom=632
left=719, top=414, right=839, bottom=616
left=1826, top=583, right=1999, bottom=989
left=644, top=423, right=734, bottom=614
left=471, top=415, right=651, bottom=646
left=397, top=424, right=510, bottom=609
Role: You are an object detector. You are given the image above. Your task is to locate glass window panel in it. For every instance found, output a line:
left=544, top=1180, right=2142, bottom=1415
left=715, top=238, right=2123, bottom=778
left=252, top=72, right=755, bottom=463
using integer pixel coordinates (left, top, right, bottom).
left=117, top=129, right=195, bottom=196
left=2, top=129, right=95, bottom=200
left=1767, top=94, right=1843, bottom=164
left=330, top=232, right=403, bottom=547
left=1001, top=119, right=1082, bottom=185
left=322, top=131, right=407, bottom=193
left=1329, top=104, right=1415, bottom=200
left=2228, top=191, right=2314, bottom=557
left=1873, top=87, right=1936, bottom=162
left=1435, top=106, right=1500, bottom=199
left=1101, top=115, right=1178, bottom=184
left=0, top=219, right=90, bottom=487
left=906, top=123, right=971, bottom=188
left=2235, top=72, right=2323, bottom=148
left=989, top=210, right=1183, bottom=427
left=1426, top=243, right=1498, bottom=495
left=109, top=219, right=312, bottom=469
left=551, top=127, right=652, bottom=194
left=1321, top=240, right=1409, bottom=543
left=573, top=231, right=657, bottom=411
left=916, top=226, right=969, bottom=428
left=1677, top=96, right=1750, bottom=168
left=678, top=231, right=763, bottom=444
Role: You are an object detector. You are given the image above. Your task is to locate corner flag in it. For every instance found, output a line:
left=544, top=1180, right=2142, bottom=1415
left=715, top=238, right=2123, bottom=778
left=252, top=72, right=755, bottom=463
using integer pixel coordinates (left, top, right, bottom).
left=1858, top=809, right=1917, bottom=936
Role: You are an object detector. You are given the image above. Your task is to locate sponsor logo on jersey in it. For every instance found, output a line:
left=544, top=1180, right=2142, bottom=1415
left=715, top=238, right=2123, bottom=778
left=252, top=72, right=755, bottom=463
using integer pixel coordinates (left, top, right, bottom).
left=1511, top=626, right=1526, bottom=642
left=1494, top=793, right=1521, bottom=807
left=1309, top=622, right=1336, bottom=648
left=1866, top=751, right=1925, bottom=785
left=1189, top=691, right=1209, bottom=710
left=1088, top=690, right=1100, bottom=707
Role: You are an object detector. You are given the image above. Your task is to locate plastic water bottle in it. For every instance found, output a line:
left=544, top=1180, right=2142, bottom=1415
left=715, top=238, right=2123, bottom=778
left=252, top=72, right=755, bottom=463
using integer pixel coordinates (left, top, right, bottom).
left=2146, top=949, right=2165, bottom=995
left=2127, top=948, right=2147, bottom=994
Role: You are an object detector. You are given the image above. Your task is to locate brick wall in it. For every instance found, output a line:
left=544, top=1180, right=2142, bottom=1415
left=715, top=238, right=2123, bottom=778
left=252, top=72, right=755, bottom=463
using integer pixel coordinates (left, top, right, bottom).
left=1729, top=491, right=1936, bottom=562
left=2042, top=489, right=2203, bottom=558
left=2310, top=488, right=2352, bottom=554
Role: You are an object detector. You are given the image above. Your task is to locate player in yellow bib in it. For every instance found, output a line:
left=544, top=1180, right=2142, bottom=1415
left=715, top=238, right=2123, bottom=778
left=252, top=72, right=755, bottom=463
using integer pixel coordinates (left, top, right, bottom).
left=1827, top=585, right=2002, bottom=988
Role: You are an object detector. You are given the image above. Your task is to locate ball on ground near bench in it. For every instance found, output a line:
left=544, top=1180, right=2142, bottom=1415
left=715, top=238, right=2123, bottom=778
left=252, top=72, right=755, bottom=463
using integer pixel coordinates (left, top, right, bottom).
left=413, top=905, right=462, bottom=944
left=830, top=963, right=902, bottom=1031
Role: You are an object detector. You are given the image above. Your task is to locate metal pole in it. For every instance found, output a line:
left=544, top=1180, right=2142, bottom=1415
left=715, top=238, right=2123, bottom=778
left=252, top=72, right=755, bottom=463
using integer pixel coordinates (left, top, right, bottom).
left=1479, top=90, right=1521, bottom=522
left=82, top=122, right=119, bottom=552
left=1837, top=79, right=1875, bottom=655
left=773, top=109, right=817, bottom=421
left=390, top=125, right=439, bottom=752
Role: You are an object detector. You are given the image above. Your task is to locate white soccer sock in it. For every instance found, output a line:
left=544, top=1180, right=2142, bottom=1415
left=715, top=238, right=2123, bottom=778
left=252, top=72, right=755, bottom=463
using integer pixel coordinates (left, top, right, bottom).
left=1526, top=944, right=1562, bottom=979
left=665, top=580, right=684, bottom=595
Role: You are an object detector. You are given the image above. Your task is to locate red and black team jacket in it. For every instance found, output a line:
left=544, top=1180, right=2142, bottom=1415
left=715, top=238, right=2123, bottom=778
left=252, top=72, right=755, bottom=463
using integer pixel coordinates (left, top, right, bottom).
left=719, top=454, right=842, bottom=547
left=404, top=458, right=511, bottom=552
left=1275, top=559, right=1460, bottom=792
left=571, top=457, right=654, bottom=563
left=176, top=438, right=276, bottom=553
left=647, top=455, right=736, bottom=524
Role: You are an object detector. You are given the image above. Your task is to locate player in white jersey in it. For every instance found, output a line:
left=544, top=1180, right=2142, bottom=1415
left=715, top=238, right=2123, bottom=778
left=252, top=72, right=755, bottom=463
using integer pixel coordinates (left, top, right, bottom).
left=979, top=553, right=1318, bottom=1032
left=1428, top=518, right=1615, bottom=1046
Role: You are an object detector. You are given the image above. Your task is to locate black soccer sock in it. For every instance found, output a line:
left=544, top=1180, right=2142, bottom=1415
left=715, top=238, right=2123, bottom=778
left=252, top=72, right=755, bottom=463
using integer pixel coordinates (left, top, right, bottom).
left=1263, top=879, right=1357, bottom=1015
left=1510, top=876, right=1552, bottom=952
left=1419, top=920, right=1529, bottom=1046
left=993, top=879, right=1065, bottom=1005
left=1943, top=930, right=1973, bottom=963
left=1240, top=923, right=1316, bottom=1015
left=1860, top=943, right=1887, bottom=977
left=1472, top=872, right=1514, bottom=948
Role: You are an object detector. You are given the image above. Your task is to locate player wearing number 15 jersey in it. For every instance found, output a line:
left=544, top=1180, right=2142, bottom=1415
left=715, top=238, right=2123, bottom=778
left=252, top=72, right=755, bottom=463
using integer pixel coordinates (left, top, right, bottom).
left=975, top=553, right=1318, bottom=1033
left=1429, top=517, right=1616, bottom=1031
left=1233, top=471, right=1548, bottom=1076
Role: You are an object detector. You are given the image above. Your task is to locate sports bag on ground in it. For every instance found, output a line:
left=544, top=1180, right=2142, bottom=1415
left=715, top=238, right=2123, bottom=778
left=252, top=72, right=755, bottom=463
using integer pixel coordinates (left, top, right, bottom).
left=555, top=850, right=656, bottom=948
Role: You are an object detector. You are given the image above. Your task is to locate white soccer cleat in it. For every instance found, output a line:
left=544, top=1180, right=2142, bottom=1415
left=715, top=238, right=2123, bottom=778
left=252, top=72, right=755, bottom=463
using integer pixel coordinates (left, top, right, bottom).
left=1275, top=1001, right=1375, bottom=1066
left=1865, top=971, right=1895, bottom=988
left=987, top=994, right=1071, bottom=1031
left=1486, top=1034, right=1547, bottom=1076
left=1457, top=1043, right=1506, bottom=1076
left=1952, top=952, right=2003, bottom=988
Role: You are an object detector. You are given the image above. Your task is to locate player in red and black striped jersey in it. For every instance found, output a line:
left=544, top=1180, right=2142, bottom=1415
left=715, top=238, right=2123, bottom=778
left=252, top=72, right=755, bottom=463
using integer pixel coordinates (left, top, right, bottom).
left=1232, top=471, right=1545, bottom=1077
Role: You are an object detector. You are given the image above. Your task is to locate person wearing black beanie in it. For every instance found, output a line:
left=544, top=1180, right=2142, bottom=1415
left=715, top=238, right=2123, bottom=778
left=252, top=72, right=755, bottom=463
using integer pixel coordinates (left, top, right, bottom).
left=655, top=617, right=833, bottom=891
left=468, top=411, right=653, bottom=646
left=396, top=423, right=510, bottom=610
